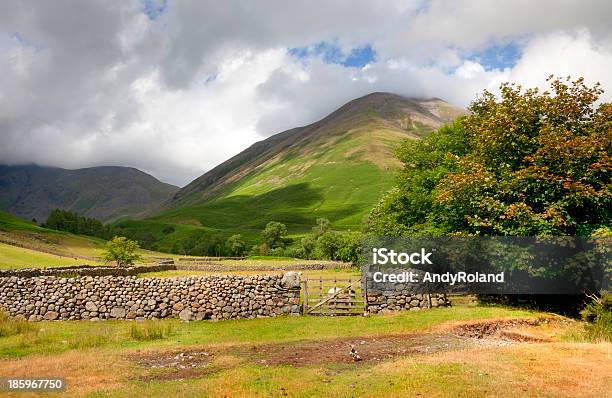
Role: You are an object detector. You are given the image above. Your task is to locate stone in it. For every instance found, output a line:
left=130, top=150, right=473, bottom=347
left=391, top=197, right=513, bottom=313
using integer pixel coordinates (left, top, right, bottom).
left=85, top=301, right=98, bottom=312
left=110, top=307, right=126, bottom=318
left=280, top=272, right=300, bottom=289
left=179, top=309, right=193, bottom=321
left=43, top=311, right=59, bottom=320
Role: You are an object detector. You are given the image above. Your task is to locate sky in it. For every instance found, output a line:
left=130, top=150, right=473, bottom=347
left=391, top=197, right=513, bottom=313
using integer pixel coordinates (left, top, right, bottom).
left=1, top=1, right=612, bottom=186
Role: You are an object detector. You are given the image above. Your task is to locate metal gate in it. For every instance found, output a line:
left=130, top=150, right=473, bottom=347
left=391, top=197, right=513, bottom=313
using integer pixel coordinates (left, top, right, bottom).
left=302, top=277, right=366, bottom=316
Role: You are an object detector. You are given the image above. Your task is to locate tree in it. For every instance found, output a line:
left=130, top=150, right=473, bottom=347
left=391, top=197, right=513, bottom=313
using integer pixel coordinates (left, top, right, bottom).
left=336, top=233, right=362, bottom=264
left=258, top=242, right=270, bottom=256
left=300, top=235, right=316, bottom=259
left=103, top=236, right=142, bottom=267
left=44, top=209, right=118, bottom=240
left=368, top=76, right=611, bottom=236
left=315, top=231, right=342, bottom=260
left=312, top=218, right=331, bottom=237
left=261, top=221, right=287, bottom=248
left=226, top=234, right=246, bottom=256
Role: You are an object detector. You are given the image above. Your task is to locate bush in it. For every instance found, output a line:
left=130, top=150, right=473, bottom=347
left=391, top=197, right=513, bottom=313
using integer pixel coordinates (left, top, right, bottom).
left=284, top=245, right=305, bottom=259
left=581, top=293, right=612, bottom=342
left=103, top=236, right=143, bottom=267
left=248, top=245, right=260, bottom=256
left=336, top=233, right=362, bottom=264
left=315, top=231, right=342, bottom=260
left=0, top=310, right=38, bottom=337
left=270, top=247, right=285, bottom=257
left=130, top=321, right=174, bottom=341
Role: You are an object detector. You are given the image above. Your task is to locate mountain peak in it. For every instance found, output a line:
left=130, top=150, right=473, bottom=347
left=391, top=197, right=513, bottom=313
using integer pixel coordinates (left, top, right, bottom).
left=347, top=91, right=444, bottom=105
left=160, top=92, right=465, bottom=210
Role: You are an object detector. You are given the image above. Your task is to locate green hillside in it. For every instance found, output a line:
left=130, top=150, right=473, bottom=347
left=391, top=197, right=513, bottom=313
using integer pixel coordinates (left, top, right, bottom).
left=118, top=93, right=464, bottom=250
left=0, top=211, right=167, bottom=268
left=0, top=211, right=106, bottom=267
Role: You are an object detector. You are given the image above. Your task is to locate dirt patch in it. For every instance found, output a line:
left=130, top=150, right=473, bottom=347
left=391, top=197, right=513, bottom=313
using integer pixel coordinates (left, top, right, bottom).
left=129, top=317, right=558, bottom=381
left=449, top=317, right=553, bottom=343
left=130, top=350, right=216, bottom=381
left=249, top=318, right=557, bottom=366
left=252, top=333, right=470, bottom=367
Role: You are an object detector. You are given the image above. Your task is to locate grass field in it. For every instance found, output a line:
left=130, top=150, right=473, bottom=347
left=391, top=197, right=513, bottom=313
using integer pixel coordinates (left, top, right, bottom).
left=0, top=305, right=609, bottom=397
left=1, top=207, right=609, bottom=397
left=0, top=243, right=98, bottom=268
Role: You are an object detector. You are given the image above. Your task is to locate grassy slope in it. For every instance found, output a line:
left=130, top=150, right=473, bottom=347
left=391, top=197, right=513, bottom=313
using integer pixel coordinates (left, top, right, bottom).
left=0, top=243, right=94, bottom=269
left=0, top=211, right=106, bottom=264
left=119, top=111, right=425, bottom=250
left=0, top=212, right=169, bottom=268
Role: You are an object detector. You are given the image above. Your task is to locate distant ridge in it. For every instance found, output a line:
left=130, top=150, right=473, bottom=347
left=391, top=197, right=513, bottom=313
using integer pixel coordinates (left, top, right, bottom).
left=0, top=164, right=178, bottom=222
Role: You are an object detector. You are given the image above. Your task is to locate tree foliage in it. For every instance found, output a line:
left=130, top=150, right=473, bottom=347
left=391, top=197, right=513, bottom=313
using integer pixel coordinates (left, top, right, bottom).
left=44, top=209, right=118, bottom=240
left=103, top=236, right=142, bottom=267
left=300, top=235, right=316, bottom=259
left=261, top=221, right=287, bottom=248
left=368, top=76, right=611, bottom=236
left=312, top=218, right=331, bottom=237
left=225, top=234, right=246, bottom=256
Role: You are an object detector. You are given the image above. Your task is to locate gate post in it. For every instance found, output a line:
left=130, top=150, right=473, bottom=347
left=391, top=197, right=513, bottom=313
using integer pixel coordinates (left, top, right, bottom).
left=302, top=277, right=308, bottom=314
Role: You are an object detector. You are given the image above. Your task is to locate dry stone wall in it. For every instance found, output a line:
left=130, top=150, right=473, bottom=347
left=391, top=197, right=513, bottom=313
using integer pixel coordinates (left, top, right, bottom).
left=0, top=264, right=175, bottom=278
left=0, top=273, right=301, bottom=321
left=362, top=265, right=451, bottom=313
left=175, top=262, right=353, bottom=272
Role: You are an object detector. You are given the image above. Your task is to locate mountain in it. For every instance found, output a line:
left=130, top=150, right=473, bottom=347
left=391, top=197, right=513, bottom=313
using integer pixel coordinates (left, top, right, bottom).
left=138, top=92, right=464, bottom=241
left=0, top=165, right=178, bottom=223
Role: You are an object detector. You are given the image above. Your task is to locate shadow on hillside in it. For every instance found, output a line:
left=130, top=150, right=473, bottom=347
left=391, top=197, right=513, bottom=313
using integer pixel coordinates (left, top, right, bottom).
left=194, top=183, right=362, bottom=231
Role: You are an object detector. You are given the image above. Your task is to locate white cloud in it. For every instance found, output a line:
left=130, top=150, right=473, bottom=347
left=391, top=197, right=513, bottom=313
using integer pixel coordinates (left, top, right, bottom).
left=508, top=30, right=612, bottom=93
left=0, top=1, right=611, bottom=185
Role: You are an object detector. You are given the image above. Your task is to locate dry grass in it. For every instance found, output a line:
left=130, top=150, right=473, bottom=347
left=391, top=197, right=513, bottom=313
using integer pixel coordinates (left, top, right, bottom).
left=417, top=342, right=612, bottom=397
left=0, top=350, right=130, bottom=397
left=0, top=311, right=38, bottom=338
